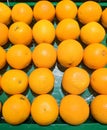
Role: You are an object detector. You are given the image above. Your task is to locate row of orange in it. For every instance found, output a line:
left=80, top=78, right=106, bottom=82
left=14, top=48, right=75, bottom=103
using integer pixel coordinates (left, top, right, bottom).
left=0, top=1, right=107, bottom=26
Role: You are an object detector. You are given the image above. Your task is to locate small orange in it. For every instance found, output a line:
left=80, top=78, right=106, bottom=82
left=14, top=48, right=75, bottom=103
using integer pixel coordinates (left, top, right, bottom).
left=0, top=102, right=2, bottom=113
left=6, top=44, right=32, bottom=69
left=57, top=39, right=83, bottom=68
left=33, top=0, right=55, bottom=21
left=90, top=95, right=107, bottom=124
left=29, top=68, right=54, bottom=94
left=0, top=23, right=8, bottom=46
left=11, top=3, right=33, bottom=24
left=80, top=22, right=106, bottom=45
left=83, top=43, right=107, bottom=69
left=2, top=94, right=31, bottom=125
left=8, top=22, right=32, bottom=45
left=0, top=2, right=11, bottom=25
left=32, top=43, right=56, bottom=68
left=62, top=67, right=90, bottom=95
left=90, top=68, right=107, bottom=95
left=56, top=18, right=80, bottom=41
left=78, top=1, right=102, bottom=24
left=60, top=95, right=89, bottom=125
left=101, top=8, right=107, bottom=28
left=0, top=46, right=6, bottom=69
left=1, top=69, right=28, bottom=95
left=32, top=20, right=55, bottom=44
left=56, top=0, right=77, bottom=21
left=31, top=94, right=59, bottom=125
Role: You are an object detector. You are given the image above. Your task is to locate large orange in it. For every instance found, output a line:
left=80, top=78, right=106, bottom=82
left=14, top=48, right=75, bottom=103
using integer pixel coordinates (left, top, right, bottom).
left=6, top=44, right=32, bottom=69
left=31, top=94, right=59, bottom=125
left=33, top=0, right=55, bottom=21
left=62, top=67, right=90, bottom=94
left=1, top=69, right=28, bottom=95
left=101, top=8, right=107, bottom=28
left=56, top=0, right=77, bottom=21
left=83, top=43, right=107, bottom=69
left=2, top=94, right=31, bottom=125
left=32, top=20, right=55, bottom=44
left=80, top=22, right=106, bottom=45
left=32, top=43, right=56, bottom=68
left=0, top=46, right=6, bottom=69
left=60, top=95, right=89, bottom=125
left=0, top=2, right=11, bottom=25
left=90, top=68, right=107, bottom=94
left=78, top=1, right=102, bottom=24
left=29, top=68, right=54, bottom=94
left=57, top=39, right=83, bottom=68
left=90, top=95, right=107, bottom=124
left=0, top=23, right=8, bottom=46
left=8, top=22, right=32, bottom=45
left=56, top=18, right=80, bottom=41
left=11, top=3, right=33, bottom=24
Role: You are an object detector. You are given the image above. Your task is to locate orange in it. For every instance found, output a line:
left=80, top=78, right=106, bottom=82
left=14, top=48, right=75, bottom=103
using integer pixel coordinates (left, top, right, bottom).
left=0, top=23, right=8, bottom=46
left=0, top=2, right=11, bottom=25
left=90, top=95, right=107, bottom=124
left=32, top=20, right=55, bottom=44
left=2, top=94, right=31, bottom=125
left=78, top=1, right=102, bottom=24
left=33, top=0, right=55, bottom=21
left=0, top=46, right=6, bottom=69
left=80, top=22, right=106, bottom=45
left=101, top=8, right=107, bottom=28
left=8, top=22, right=32, bottom=45
left=29, top=68, right=54, bottom=94
left=1, top=69, right=28, bottom=95
left=90, top=68, right=107, bottom=95
left=31, top=94, right=59, bottom=125
left=83, top=43, right=107, bottom=69
left=32, top=43, right=56, bottom=68
left=56, top=0, right=77, bottom=21
left=6, top=44, right=32, bottom=69
left=60, top=95, right=89, bottom=125
left=57, top=39, right=83, bottom=68
left=62, top=67, right=90, bottom=95
left=11, top=3, right=33, bottom=24
left=56, top=18, right=80, bottom=41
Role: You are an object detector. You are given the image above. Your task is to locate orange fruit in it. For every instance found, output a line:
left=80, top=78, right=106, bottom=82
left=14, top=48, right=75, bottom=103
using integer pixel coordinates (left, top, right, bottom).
left=6, top=44, right=32, bottom=69
left=29, top=68, right=54, bottom=94
left=78, top=1, right=102, bottom=24
left=90, top=95, right=107, bottom=124
left=32, top=43, right=56, bottom=68
left=60, top=95, right=89, bottom=125
left=11, top=3, right=33, bottom=24
left=0, top=2, right=11, bottom=25
left=1, top=69, right=28, bottom=95
left=2, top=94, right=31, bottom=125
left=56, top=0, right=77, bottom=21
left=80, top=22, right=106, bottom=45
left=62, top=67, right=90, bottom=95
left=8, top=22, right=32, bottom=45
left=56, top=18, right=80, bottom=41
left=101, top=8, right=107, bottom=28
left=0, top=23, right=8, bottom=46
left=31, top=94, right=59, bottom=125
left=32, top=20, right=55, bottom=44
left=0, top=102, right=2, bottom=113
left=83, top=43, right=107, bottom=69
left=0, top=46, right=6, bottom=69
left=33, top=0, right=55, bottom=21
left=90, top=68, right=107, bottom=95
left=57, top=39, right=83, bottom=68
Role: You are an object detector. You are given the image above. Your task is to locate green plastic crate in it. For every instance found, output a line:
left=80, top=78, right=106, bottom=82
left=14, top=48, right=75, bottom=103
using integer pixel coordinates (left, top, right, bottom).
left=0, top=1, right=107, bottom=130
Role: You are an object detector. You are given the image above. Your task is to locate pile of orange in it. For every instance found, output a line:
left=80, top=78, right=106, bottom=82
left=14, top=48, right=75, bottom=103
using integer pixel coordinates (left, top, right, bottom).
left=0, top=0, right=107, bottom=126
